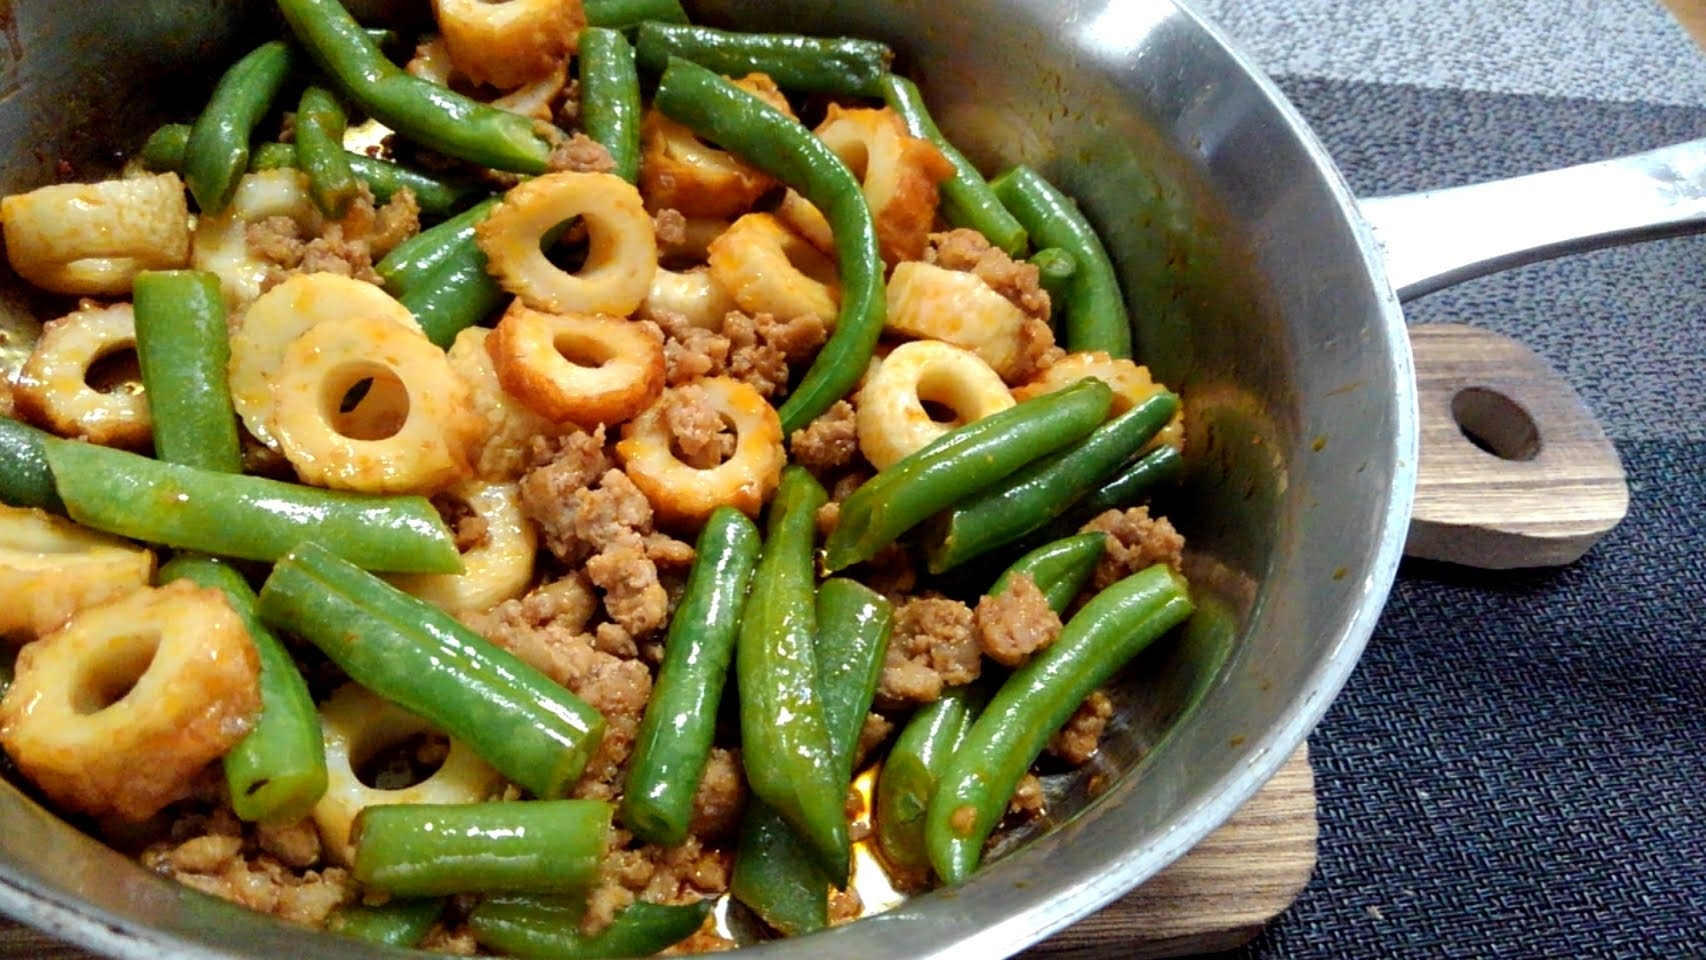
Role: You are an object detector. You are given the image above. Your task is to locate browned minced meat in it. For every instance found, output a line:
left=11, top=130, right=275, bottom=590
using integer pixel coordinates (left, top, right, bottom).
left=462, top=576, right=653, bottom=801
left=688, top=747, right=747, bottom=841
left=661, top=381, right=736, bottom=468
left=583, top=835, right=731, bottom=936
left=725, top=310, right=828, bottom=399
left=1008, top=772, right=1046, bottom=817
left=876, top=595, right=982, bottom=707
left=548, top=131, right=619, bottom=174
left=973, top=572, right=1063, bottom=667
left=1080, top=505, right=1187, bottom=591
left=142, top=814, right=354, bottom=928
left=927, top=228, right=1049, bottom=321
left=653, top=310, right=733, bottom=386
left=828, top=887, right=865, bottom=927
left=432, top=490, right=490, bottom=553
left=926, top=228, right=1063, bottom=381
left=854, top=712, right=895, bottom=772
left=653, top=207, right=690, bottom=249
left=251, top=188, right=421, bottom=291
left=518, top=430, right=690, bottom=637
left=789, top=400, right=860, bottom=477
left=1048, top=690, right=1114, bottom=765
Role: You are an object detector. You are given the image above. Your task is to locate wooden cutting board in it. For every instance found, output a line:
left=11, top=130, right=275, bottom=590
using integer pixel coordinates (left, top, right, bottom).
left=0, top=749, right=1317, bottom=958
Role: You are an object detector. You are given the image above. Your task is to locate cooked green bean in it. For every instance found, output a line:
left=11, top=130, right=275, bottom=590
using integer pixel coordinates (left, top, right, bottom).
left=328, top=898, right=444, bottom=948
left=735, top=466, right=845, bottom=877
left=351, top=800, right=611, bottom=897
left=988, top=532, right=1108, bottom=614
left=132, top=270, right=243, bottom=474
left=276, top=0, right=556, bottom=173
left=879, top=74, right=1028, bottom=256
left=622, top=506, right=761, bottom=847
left=157, top=554, right=325, bottom=824
left=184, top=39, right=298, bottom=212
left=1040, top=443, right=1185, bottom=544
left=1030, top=246, right=1078, bottom=326
left=146, top=123, right=482, bottom=216
left=926, top=564, right=1194, bottom=883
left=923, top=391, right=1180, bottom=573
left=398, top=241, right=507, bottom=348
left=637, top=23, right=893, bottom=97
left=470, top=895, right=713, bottom=960
left=39, top=438, right=459, bottom=573
left=295, top=85, right=361, bottom=217
left=652, top=57, right=885, bottom=436
left=821, top=377, right=1114, bottom=572
left=376, top=197, right=499, bottom=297
left=0, top=418, right=65, bottom=513
left=991, top=165, right=1134, bottom=358
left=583, top=0, right=691, bottom=30
left=729, top=576, right=891, bottom=933
left=258, top=542, right=605, bottom=798
left=580, top=27, right=643, bottom=184
left=875, top=683, right=984, bottom=874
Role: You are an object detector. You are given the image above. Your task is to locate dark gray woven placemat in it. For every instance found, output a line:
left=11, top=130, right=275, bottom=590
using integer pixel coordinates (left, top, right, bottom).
left=1197, top=68, right=1706, bottom=960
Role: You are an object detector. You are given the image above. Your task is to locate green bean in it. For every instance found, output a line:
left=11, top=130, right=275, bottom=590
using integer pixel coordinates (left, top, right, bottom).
left=1030, top=246, right=1078, bottom=327
left=988, top=532, right=1107, bottom=615
left=258, top=542, right=605, bottom=798
left=926, top=564, right=1194, bottom=883
left=637, top=23, right=893, bottom=97
left=991, top=165, right=1134, bottom=358
left=735, top=466, right=845, bottom=877
left=821, top=377, right=1114, bottom=572
left=879, top=74, right=1028, bottom=256
left=39, top=438, right=459, bottom=573
left=729, top=577, right=891, bottom=933
left=580, top=27, right=643, bottom=184
left=622, top=506, right=761, bottom=846
left=328, top=898, right=444, bottom=948
left=158, top=554, right=326, bottom=824
left=376, top=198, right=499, bottom=298
left=652, top=57, right=885, bottom=437
left=923, top=391, right=1180, bottom=573
left=583, top=0, right=690, bottom=30
left=295, top=85, right=361, bottom=217
left=184, top=39, right=298, bottom=212
left=399, top=241, right=507, bottom=348
left=874, top=683, right=985, bottom=874
left=351, top=800, right=611, bottom=898
left=131, top=270, right=243, bottom=474
left=470, top=895, right=713, bottom=960
left=0, top=418, right=65, bottom=513
left=1039, top=443, right=1185, bottom=545
left=276, top=0, right=556, bottom=173
left=138, top=123, right=192, bottom=173
left=253, top=135, right=483, bottom=216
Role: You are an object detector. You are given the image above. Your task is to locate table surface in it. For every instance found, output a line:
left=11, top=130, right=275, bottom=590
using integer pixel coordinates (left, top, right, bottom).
left=4, top=2, right=1705, bottom=959
left=1186, top=0, right=1706, bottom=957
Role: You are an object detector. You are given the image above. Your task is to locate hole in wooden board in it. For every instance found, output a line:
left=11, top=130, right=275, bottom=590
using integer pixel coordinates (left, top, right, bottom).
left=1451, top=386, right=1541, bottom=461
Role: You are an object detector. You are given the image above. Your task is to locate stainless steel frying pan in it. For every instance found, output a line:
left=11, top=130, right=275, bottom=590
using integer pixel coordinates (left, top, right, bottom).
left=0, top=1, right=1698, bottom=957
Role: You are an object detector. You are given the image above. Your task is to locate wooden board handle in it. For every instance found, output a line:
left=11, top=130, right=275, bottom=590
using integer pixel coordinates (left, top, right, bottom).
left=1405, top=323, right=1628, bottom=569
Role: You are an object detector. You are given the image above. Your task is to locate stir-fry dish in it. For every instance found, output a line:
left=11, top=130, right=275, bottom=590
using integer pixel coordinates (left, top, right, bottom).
left=0, top=0, right=1196, bottom=954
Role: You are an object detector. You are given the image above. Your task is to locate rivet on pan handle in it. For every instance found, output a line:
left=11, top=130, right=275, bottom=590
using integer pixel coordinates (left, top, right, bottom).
left=1404, top=323, right=1628, bottom=569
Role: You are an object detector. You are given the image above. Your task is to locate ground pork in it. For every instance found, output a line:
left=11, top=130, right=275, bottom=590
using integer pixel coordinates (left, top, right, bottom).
left=1008, top=772, right=1046, bottom=817
left=584, top=835, right=731, bottom=936
left=653, top=207, right=689, bottom=249
left=462, top=577, right=653, bottom=801
left=724, top=310, right=829, bottom=399
left=252, top=189, right=420, bottom=292
left=876, top=595, right=982, bottom=707
left=925, top=228, right=1063, bottom=381
left=789, top=399, right=860, bottom=477
left=1047, top=690, right=1114, bottom=765
left=974, top=573, right=1063, bottom=667
left=1080, top=505, right=1187, bottom=591
left=655, top=310, right=734, bottom=386
left=143, top=818, right=354, bottom=927
left=661, top=380, right=736, bottom=468
left=688, top=747, right=747, bottom=841
left=548, top=131, right=618, bottom=174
